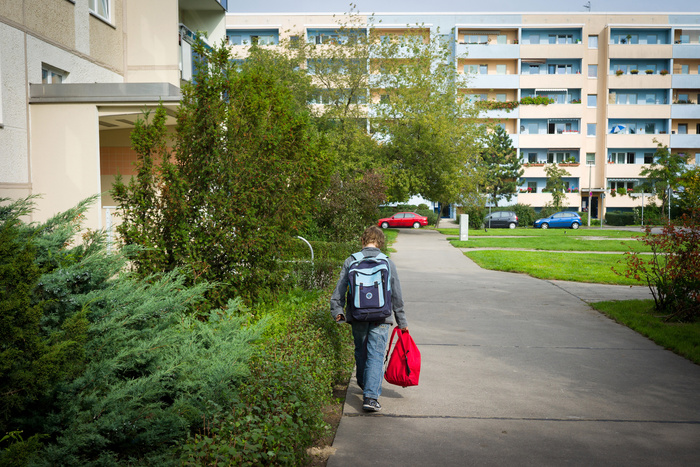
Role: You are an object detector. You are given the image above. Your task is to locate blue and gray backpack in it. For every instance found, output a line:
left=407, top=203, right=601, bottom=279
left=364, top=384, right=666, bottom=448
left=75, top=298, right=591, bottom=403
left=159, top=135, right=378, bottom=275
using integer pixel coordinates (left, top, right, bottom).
left=346, top=251, right=392, bottom=322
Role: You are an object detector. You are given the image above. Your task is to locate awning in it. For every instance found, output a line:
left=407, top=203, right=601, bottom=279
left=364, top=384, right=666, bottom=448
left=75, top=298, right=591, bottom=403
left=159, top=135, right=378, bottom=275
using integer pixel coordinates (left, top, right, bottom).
left=548, top=118, right=578, bottom=122
left=535, top=88, right=567, bottom=93
left=548, top=148, right=578, bottom=152
left=607, top=178, right=639, bottom=182
left=522, top=59, right=546, bottom=64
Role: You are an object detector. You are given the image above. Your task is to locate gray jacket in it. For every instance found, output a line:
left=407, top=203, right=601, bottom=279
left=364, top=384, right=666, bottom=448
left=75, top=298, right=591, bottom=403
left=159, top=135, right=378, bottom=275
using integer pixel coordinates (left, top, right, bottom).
left=330, top=247, right=408, bottom=328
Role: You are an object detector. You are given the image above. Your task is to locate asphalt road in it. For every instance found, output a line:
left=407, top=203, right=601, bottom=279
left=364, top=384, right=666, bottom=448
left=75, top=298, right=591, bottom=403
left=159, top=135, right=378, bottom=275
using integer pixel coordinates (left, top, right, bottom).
left=327, top=228, right=700, bottom=467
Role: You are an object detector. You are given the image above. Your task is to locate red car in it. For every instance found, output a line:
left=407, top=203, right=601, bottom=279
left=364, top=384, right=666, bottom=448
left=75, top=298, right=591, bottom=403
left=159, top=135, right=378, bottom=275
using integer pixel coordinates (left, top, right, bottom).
left=378, top=212, right=429, bottom=229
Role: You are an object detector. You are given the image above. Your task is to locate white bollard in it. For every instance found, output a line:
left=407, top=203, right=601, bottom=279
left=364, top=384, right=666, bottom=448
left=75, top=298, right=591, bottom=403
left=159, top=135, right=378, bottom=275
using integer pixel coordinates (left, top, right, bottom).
left=460, top=214, right=469, bottom=241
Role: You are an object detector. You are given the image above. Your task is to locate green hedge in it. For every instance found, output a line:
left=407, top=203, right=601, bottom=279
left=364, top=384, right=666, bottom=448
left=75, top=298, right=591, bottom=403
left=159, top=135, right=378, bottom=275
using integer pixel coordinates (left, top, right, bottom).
left=606, top=211, right=636, bottom=226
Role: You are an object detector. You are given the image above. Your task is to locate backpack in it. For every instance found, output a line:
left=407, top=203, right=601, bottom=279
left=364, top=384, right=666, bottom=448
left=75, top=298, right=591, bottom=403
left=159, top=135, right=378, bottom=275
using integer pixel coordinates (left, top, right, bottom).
left=346, top=251, right=392, bottom=322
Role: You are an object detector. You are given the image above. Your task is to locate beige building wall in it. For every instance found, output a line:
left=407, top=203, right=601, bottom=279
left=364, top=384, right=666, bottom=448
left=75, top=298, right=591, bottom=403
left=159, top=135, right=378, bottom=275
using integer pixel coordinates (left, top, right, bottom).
left=29, top=103, right=102, bottom=227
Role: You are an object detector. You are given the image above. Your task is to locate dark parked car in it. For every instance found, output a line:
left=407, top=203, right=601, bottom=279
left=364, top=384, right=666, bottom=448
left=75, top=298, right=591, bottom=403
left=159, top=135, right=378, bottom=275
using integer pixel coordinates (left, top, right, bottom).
left=378, top=212, right=429, bottom=229
left=483, top=211, right=519, bottom=229
left=533, top=211, right=582, bottom=229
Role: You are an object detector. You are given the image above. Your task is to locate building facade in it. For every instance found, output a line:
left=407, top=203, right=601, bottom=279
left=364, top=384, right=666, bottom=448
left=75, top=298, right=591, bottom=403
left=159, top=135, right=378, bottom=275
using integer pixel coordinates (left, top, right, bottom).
left=0, top=0, right=227, bottom=229
left=227, top=11, right=700, bottom=219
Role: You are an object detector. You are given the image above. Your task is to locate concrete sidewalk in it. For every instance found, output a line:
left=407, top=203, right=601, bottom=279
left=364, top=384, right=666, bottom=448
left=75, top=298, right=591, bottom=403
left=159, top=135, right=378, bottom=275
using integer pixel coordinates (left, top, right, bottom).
left=327, top=228, right=700, bottom=466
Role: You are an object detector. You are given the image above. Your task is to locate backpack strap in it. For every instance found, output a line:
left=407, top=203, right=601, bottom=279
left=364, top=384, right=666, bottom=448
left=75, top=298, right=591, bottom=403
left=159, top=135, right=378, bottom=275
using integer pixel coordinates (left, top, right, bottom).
left=351, top=252, right=364, bottom=262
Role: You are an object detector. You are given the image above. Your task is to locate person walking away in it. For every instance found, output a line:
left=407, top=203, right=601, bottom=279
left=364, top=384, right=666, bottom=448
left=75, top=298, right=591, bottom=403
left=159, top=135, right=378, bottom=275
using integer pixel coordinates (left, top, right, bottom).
left=330, top=226, right=409, bottom=412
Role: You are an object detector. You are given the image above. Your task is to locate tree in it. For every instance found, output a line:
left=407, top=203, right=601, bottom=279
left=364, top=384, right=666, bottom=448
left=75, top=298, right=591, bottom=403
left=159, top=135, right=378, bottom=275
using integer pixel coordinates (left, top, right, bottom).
left=479, top=125, right=523, bottom=207
left=677, top=166, right=700, bottom=220
left=639, top=142, right=687, bottom=220
left=371, top=27, right=482, bottom=226
left=544, top=164, right=572, bottom=210
left=113, top=42, right=332, bottom=302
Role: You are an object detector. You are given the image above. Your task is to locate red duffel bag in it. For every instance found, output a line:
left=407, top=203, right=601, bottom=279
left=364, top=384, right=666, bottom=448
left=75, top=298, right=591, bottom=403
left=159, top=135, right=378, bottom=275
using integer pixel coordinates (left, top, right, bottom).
left=384, top=327, right=421, bottom=387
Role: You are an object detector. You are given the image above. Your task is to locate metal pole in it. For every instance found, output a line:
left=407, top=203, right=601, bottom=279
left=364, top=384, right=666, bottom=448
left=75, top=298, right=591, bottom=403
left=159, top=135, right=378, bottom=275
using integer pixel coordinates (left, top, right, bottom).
left=587, top=162, right=592, bottom=227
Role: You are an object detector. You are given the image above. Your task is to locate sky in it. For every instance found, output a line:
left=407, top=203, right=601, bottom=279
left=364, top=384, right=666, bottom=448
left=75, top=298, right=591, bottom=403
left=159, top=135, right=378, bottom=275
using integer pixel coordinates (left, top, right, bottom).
left=227, top=0, right=699, bottom=14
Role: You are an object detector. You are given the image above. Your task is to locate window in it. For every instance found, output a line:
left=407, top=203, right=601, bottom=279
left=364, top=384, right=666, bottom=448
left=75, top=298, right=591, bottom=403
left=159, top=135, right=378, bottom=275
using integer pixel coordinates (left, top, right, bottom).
left=648, top=34, right=657, bottom=45
left=681, top=64, right=689, bottom=74
left=528, top=123, right=538, bottom=134
left=528, top=153, right=537, bottom=163
left=42, top=65, right=65, bottom=84
left=479, top=64, right=488, bottom=74
left=496, top=64, right=506, bottom=75
left=678, top=123, right=688, bottom=134
left=586, top=153, right=596, bottom=165
left=496, top=93, right=506, bottom=102
left=228, top=34, right=242, bottom=45
left=627, top=152, right=635, bottom=164
left=497, top=35, right=507, bottom=45
left=465, top=64, right=479, bottom=74
left=527, top=182, right=538, bottom=192
left=380, top=94, right=390, bottom=103
left=588, top=35, right=598, bottom=48
left=89, top=0, right=109, bottom=21
left=587, top=123, right=596, bottom=136
left=644, top=152, right=654, bottom=164
left=588, top=65, right=598, bottom=78
left=645, top=122, right=656, bottom=134
left=696, top=153, right=700, bottom=165
left=587, top=94, right=597, bottom=107
left=646, top=94, right=657, bottom=105
left=530, top=34, right=540, bottom=44
left=529, top=64, right=540, bottom=75
left=697, top=123, right=700, bottom=134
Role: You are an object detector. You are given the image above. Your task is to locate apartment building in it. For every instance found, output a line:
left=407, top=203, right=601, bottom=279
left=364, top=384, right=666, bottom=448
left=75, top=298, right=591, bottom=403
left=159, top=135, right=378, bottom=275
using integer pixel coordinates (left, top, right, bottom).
left=0, top=0, right=227, bottom=229
left=227, top=11, right=700, bottom=219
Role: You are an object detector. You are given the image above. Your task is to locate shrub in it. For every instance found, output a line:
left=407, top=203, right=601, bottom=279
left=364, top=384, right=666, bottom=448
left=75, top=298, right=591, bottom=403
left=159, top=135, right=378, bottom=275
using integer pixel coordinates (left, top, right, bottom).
left=616, top=213, right=700, bottom=322
left=180, top=292, right=353, bottom=466
left=509, top=204, right=537, bottom=226
left=605, top=211, right=635, bottom=226
left=37, top=273, right=262, bottom=466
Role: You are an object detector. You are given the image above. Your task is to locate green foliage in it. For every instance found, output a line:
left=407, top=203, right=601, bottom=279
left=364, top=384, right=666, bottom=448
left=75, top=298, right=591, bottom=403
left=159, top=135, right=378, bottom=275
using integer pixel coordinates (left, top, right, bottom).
left=0, top=196, right=117, bottom=439
left=180, top=292, right=353, bottom=466
left=605, top=211, right=635, bottom=226
left=38, top=272, right=262, bottom=465
left=519, top=96, right=555, bottom=105
left=309, top=170, right=386, bottom=243
left=510, top=204, right=537, bottom=226
left=112, top=43, right=332, bottom=303
left=616, top=214, right=700, bottom=322
left=638, top=142, right=688, bottom=218
left=479, top=125, right=523, bottom=207
left=0, top=431, right=47, bottom=467
left=544, top=164, right=572, bottom=210
left=677, top=166, right=700, bottom=217
left=457, top=200, right=488, bottom=229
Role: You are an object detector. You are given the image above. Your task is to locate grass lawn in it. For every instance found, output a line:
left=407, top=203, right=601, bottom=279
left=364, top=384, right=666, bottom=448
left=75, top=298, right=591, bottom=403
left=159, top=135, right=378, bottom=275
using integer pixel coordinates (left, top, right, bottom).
left=449, top=236, right=651, bottom=252
left=438, top=227, right=641, bottom=238
left=463, top=250, right=637, bottom=285
left=592, top=300, right=700, bottom=365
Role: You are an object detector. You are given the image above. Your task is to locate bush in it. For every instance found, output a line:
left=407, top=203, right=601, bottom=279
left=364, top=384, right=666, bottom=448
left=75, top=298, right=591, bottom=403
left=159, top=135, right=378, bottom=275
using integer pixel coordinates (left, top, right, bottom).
left=510, top=204, right=537, bottom=226
left=180, top=292, right=353, bottom=466
left=617, top=214, right=700, bottom=322
left=37, top=274, right=262, bottom=466
left=606, top=211, right=635, bottom=226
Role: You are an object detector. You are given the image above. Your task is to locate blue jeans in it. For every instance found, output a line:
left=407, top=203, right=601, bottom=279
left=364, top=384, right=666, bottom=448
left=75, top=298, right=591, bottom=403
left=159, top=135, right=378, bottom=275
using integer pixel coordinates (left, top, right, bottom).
left=351, top=322, right=391, bottom=400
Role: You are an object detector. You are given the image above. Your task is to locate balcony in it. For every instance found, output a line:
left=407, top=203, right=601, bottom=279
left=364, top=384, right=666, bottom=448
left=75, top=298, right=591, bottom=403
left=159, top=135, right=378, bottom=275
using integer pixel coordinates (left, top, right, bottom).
left=608, top=104, right=671, bottom=119
left=479, top=108, right=519, bottom=119
left=607, top=74, right=671, bottom=89
left=608, top=44, right=672, bottom=59
left=458, top=74, right=519, bottom=89
left=671, top=134, right=700, bottom=147
left=519, top=133, right=583, bottom=148
left=671, top=104, right=700, bottom=119
left=520, top=44, right=584, bottom=59
left=519, top=103, right=583, bottom=119
left=605, top=163, right=647, bottom=179
left=673, top=44, right=700, bottom=59
left=456, top=43, right=520, bottom=59
left=606, top=133, right=670, bottom=148
left=520, top=74, right=584, bottom=89
left=672, top=74, right=700, bottom=89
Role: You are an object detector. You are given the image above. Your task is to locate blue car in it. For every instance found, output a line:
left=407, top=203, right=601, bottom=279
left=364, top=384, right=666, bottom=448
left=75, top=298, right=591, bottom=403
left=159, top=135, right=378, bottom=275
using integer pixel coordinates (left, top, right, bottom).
left=533, top=211, right=582, bottom=229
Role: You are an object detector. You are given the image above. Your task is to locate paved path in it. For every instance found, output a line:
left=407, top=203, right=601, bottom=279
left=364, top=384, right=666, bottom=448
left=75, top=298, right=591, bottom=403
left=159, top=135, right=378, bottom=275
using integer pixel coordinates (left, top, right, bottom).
left=327, top=228, right=700, bottom=466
